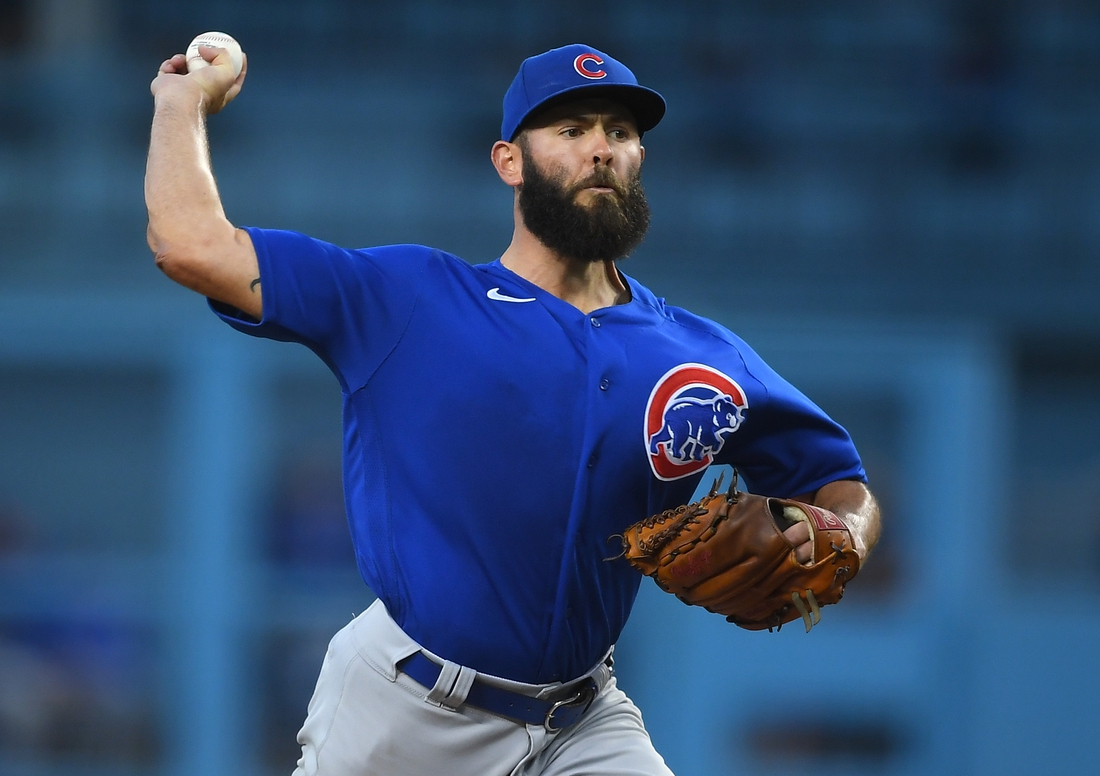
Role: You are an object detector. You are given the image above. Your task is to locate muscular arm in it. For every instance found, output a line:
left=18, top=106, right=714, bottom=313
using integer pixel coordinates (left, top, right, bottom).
left=786, top=479, right=881, bottom=563
left=145, top=50, right=261, bottom=319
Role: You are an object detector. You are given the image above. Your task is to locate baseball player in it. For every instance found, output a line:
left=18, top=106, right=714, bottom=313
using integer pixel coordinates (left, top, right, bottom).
left=146, top=41, right=880, bottom=776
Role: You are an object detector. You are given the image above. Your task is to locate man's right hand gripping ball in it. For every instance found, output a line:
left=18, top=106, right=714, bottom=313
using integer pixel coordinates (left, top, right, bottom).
left=150, top=43, right=247, bottom=115
left=615, top=472, right=860, bottom=632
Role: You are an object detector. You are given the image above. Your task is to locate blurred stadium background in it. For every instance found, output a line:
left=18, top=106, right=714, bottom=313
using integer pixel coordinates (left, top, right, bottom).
left=2, top=1, right=1099, bottom=774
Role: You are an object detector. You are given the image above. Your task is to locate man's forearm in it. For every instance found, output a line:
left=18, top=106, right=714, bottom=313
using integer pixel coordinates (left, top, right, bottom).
left=145, top=88, right=231, bottom=262
left=144, top=50, right=260, bottom=315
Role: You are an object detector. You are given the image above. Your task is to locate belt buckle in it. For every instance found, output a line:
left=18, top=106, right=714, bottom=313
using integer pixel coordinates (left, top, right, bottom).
left=543, top=679, right=597, bottom=733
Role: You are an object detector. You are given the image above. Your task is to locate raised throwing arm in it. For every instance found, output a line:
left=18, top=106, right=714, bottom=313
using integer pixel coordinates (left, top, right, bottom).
left=145, top=43, right=262, bottom=319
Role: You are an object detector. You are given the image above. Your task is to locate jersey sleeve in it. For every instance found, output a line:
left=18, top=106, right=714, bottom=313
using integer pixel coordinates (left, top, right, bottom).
left=208, top=227, right=431, bottom=391
left=717, top=336, right=867, bottom=498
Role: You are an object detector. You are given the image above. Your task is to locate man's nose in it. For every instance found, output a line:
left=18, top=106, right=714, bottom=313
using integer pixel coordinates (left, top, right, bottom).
left=589, top=131, right=614, bottom=166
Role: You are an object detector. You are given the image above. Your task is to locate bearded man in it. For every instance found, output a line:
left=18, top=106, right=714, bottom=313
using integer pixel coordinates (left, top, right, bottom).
left=146, top=42, right=880, bottom=776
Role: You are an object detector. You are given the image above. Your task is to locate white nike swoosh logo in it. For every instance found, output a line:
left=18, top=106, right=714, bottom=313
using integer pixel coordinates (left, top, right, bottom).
left=487, top=287, right=536, bottom=303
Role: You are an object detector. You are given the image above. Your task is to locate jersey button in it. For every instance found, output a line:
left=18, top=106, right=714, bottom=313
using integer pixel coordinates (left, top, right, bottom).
left=590, top=317, right=601, bottom=328
left=599, top=378, right=610, bottom=391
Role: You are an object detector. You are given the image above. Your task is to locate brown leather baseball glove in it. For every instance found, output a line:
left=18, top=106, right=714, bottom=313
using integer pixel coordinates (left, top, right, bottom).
left=615, top=471, right=860, bottom=632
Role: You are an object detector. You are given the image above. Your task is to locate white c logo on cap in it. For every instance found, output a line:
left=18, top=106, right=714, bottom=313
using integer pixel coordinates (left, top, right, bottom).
left=574, top=53, right=607, bottom=80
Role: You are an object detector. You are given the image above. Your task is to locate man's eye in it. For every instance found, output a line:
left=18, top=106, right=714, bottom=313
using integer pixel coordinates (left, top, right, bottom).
left=563, top=128, right=581, bottom=137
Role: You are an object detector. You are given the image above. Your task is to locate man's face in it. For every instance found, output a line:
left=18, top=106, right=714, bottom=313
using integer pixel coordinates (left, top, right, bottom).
left=515, top=99, right=650, bottom=263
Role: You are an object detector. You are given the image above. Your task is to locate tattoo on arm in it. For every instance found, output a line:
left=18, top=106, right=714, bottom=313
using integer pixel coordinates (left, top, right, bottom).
left=250, top=277, right=261, bottom=292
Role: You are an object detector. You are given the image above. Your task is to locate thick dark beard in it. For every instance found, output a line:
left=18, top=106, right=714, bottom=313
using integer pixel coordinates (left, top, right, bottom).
left=516, top=148, right=650, bottom=263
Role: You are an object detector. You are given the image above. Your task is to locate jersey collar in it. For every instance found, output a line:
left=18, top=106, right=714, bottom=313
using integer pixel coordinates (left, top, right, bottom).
left=481, top=259, right=663, bottom=321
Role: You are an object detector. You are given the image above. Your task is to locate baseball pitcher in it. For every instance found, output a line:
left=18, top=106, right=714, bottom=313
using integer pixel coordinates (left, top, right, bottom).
left=146, top=40, right=881, bottom=776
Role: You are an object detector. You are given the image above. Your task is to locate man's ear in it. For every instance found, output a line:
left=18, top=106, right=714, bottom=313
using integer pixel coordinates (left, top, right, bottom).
left=491, top=140, right=524, bottom=187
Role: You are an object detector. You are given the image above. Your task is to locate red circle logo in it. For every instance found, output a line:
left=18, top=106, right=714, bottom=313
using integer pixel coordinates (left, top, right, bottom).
left=574, top=53, right=607, bottom=80
left=644, top=364, right=747, bottom=481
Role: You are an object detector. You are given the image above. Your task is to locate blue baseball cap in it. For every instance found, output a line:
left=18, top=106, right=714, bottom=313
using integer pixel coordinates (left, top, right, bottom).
left=501, top=44, right=666, bottom=141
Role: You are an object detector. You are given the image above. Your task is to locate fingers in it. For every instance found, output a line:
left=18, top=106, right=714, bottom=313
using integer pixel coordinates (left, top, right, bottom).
left=782, top=521, right=812, bottom=564
left=197, top=45, right=244, bottom=78
left=158, top=53, right=188, bottom=75
left=210, top=59, right=246, bottom=113
left=151, top=55, right=189, bottom=97
left=156, top=44, right=240, bottom=76
left=196, top=44, right=224, bottom=69
left=218, top=53, right=247, bottom=104
left=783, top=521, right=809, bottom=545
left=196, top=46, right=246, bottom=113
left=152, top=50, right=245, bottom=114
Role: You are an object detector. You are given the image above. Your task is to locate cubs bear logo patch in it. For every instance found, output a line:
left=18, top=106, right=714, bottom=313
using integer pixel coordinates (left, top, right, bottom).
left=644, top=363, right=748, bottom=481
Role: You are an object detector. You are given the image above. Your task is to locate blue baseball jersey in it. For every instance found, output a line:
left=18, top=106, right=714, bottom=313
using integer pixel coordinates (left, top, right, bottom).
left=212, top=229, right=866, bottom=684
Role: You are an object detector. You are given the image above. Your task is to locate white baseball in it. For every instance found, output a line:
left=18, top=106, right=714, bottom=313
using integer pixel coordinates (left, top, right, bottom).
left=186, top=31, right=243, bottom=78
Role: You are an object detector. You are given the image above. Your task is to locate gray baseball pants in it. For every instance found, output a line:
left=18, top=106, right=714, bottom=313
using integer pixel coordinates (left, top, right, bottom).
left=290, top=599, right=674, bottom=776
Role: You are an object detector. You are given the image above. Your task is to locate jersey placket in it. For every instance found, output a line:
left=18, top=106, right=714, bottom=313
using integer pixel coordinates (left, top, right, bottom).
left=540, top=308, right=631, bottom=681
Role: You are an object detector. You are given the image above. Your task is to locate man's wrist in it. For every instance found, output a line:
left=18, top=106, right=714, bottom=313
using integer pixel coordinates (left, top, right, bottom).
left=153, top=81, right=210, bottom=115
